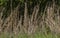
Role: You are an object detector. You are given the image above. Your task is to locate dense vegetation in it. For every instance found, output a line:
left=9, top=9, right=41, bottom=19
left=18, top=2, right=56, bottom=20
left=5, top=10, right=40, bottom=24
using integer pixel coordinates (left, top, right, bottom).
left=0, top=0, right=60, bottom=38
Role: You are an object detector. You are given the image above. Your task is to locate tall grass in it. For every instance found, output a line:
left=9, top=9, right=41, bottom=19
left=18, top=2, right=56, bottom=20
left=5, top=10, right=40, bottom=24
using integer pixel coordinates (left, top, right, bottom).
left=0, top=1, right=60, bottom=38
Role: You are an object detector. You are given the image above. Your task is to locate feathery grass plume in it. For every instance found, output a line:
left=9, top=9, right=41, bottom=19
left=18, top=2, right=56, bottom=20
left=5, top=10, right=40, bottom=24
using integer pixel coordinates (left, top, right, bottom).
left=2, top=3, right=20, bottom=33
left=45, top=1, right=60, bottom=34
left=0, top=7, right=5, bottom=33
left=17, top=16, right=23, bottom=33
left=11, top=4, right=20, bottom=34
left=23, top=2, right=29, bottom=33
left=28, top=4, right=39, bottom=35
left=0, top=0, right=60, bottom=37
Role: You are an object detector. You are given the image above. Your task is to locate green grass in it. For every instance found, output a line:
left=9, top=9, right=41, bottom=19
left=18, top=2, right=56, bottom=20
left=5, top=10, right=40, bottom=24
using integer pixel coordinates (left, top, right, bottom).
left=0, top=33, right=10, bottom=38
left=0, top=32, right=60, bottom=38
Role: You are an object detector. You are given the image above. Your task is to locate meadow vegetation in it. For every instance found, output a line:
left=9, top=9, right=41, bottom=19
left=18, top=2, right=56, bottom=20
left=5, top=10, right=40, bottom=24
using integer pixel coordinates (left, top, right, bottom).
left=0, top=0, right=60, bottom=38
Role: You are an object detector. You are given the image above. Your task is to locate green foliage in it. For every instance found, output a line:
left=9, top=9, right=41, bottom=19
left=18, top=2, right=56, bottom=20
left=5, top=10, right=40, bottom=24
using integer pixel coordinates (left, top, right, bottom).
left=57, top=0, right=60, bottom=5
left=0, top=32, right=60, bottom=38
left=0, top=0, right=6, bottom=5
left=19, top=0, right=24, bottom=2
left=0, top=33, right=10, bottom=38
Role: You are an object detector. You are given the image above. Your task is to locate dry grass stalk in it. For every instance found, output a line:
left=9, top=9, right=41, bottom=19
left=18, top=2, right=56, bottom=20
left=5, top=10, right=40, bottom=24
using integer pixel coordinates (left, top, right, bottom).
left=0, top=7, right=5, bottom=33
left=45, top=3, right=60, bottom=34
left=23, top=2, right=29, bottom=33
left=27, top=4, right=39, bottom=35
left=0, top=1, right=60, bottom=35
